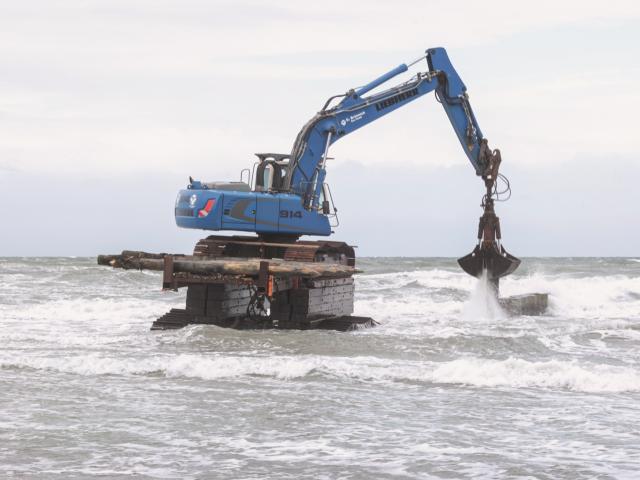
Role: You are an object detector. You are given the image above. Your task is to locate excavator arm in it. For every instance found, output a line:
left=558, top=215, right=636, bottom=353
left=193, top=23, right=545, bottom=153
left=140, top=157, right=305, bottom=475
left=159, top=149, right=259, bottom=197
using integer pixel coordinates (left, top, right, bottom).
left=285, top=48, right=501, bottom=209
left=284, top=47, right=518, bottom=281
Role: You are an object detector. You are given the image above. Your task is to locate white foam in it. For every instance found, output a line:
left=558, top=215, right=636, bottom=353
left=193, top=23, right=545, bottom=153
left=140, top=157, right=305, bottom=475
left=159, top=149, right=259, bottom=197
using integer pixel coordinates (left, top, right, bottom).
left=500, top=273, right=640, bottom=319
left=354, top=266, right=640, bottom=333
left=425, top=357, right=640, bottom=393
left=0, top=353, right=317, bottom=380
left=4, top=353, right=640, bottom=393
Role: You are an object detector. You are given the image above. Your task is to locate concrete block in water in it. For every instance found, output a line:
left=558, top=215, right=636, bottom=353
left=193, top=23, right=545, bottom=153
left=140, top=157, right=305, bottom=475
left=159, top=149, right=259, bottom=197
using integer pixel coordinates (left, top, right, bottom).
left=499, top=293, right=548, bottom=316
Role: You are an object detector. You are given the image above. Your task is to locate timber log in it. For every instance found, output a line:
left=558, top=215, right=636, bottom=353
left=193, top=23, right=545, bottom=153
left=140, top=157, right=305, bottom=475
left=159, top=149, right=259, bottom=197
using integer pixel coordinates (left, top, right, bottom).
left=98, top=251, right=360, bottom=278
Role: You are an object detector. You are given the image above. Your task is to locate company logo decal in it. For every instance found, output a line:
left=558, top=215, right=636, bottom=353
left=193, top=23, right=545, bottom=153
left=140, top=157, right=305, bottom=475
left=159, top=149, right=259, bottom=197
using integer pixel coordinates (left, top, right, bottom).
left=375, top=88, right=419, bottom=111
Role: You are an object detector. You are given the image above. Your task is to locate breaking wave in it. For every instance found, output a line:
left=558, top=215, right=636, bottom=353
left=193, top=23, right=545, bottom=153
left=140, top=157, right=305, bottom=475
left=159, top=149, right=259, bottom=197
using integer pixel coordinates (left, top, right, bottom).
left=4, top=353, right=639, bottom=393
left=354, top=267, right=640, bottom=322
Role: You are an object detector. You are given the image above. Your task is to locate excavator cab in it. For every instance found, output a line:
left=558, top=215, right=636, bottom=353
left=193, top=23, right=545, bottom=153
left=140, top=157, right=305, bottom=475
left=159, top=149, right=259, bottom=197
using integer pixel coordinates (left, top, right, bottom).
left=252, top=153, right=337, bottom=218
left=253, top=153, right=290, bottom=192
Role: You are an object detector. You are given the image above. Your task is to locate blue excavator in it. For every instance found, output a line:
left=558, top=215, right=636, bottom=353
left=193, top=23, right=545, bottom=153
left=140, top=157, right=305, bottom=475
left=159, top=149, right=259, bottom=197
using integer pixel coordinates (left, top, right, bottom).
left=174, top=47, right=520, bottom=282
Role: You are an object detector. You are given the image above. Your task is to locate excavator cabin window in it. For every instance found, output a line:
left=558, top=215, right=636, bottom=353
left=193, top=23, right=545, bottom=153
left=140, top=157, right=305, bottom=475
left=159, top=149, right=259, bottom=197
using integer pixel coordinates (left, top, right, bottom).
left=253, top=154, right=289, bottom=192
left=262, top=164, right=274, bottom=191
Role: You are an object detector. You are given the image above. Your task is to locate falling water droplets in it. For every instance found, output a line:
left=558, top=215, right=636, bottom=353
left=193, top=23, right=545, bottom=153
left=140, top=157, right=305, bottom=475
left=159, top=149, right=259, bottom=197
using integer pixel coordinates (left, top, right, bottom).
left=461, top=269, right=506, bottom=321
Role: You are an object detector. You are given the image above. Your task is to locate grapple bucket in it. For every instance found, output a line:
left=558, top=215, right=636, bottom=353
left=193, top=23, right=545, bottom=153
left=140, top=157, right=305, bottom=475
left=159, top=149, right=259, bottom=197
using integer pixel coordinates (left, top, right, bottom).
left=458, top=244, right=520, bottom=280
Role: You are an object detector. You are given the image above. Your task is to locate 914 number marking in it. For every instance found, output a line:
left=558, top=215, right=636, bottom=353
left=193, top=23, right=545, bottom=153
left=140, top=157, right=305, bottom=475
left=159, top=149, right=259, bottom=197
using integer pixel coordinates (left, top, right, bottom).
left=279, top=210, right=302, bottom=219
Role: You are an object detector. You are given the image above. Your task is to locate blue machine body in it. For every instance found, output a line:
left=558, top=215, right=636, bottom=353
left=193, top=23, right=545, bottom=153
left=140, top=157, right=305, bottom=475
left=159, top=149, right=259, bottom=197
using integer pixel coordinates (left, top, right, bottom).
left=176, top=47, right=494, bottom=237
left=175, top=189, right=331, bottom=235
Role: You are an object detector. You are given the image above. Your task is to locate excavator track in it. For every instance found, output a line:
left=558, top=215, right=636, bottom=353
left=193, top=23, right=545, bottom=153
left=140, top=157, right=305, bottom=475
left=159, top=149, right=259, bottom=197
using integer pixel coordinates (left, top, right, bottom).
left=193, top=235, right=356, bottom=266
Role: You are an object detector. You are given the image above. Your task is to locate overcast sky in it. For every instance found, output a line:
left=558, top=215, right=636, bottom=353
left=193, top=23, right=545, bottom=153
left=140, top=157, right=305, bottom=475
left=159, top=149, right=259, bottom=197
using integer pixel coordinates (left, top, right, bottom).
left=0, top=0, right=638, bottom=256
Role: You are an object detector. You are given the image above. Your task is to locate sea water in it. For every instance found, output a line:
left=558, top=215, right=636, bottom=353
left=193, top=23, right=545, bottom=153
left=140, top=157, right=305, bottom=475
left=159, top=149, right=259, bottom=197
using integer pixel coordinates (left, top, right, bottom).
left=1, top=257, right=639, bottom=479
